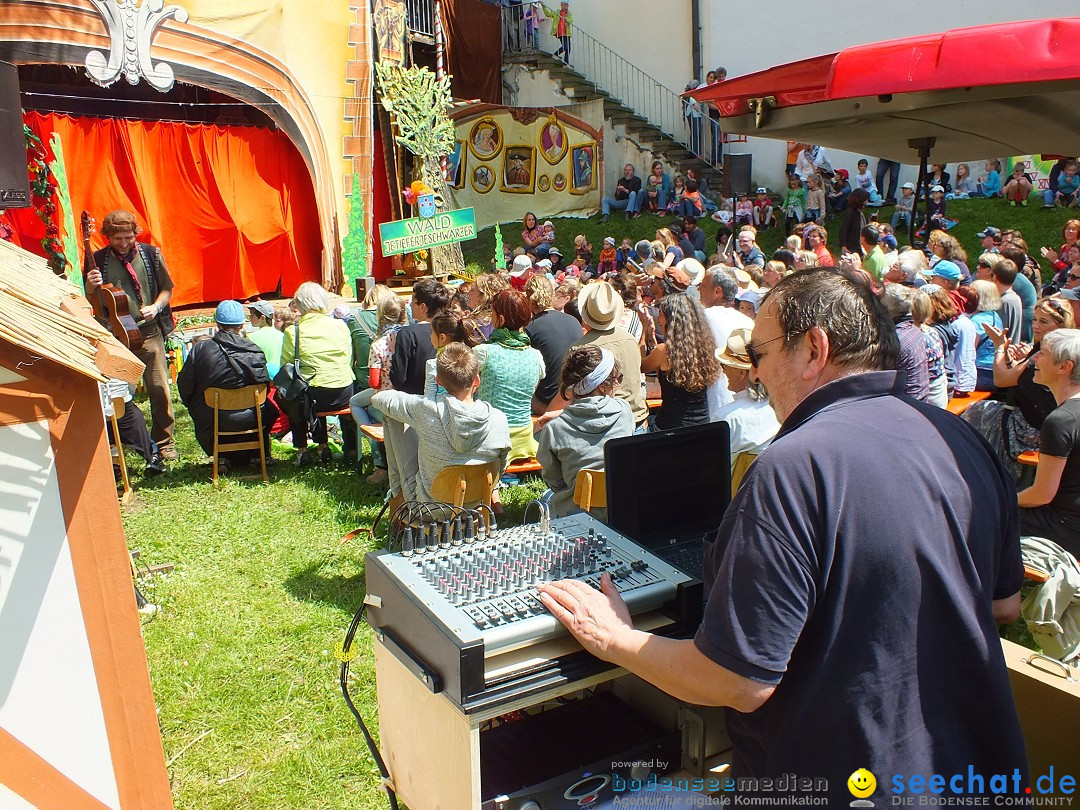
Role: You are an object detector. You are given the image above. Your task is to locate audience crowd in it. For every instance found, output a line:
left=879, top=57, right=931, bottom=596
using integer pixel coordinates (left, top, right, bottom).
left=161, top=152, right=1080, bottom=563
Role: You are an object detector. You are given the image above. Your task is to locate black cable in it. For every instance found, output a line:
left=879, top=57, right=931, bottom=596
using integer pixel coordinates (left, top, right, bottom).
left=339, top=604, right=399, bottom=810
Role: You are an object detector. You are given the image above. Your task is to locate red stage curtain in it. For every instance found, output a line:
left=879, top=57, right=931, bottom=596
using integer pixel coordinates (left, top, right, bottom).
left=10, top=112, right=322, bottom=307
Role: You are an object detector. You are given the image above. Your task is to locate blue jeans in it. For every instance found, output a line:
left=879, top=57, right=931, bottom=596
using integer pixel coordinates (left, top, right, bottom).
left=875, top=159, right=900, bottom=201
left=891, top=210, right=911, bottom=230
left=602, top=191, right=639, bottom=216
left=349, top=387, right=385, bottom=468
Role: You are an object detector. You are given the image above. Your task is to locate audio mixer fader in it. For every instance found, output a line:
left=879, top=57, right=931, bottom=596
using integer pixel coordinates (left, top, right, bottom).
left=365, top=512, right=702, bottom=713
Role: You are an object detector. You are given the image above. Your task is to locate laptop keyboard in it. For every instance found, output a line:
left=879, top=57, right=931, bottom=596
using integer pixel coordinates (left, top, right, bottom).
left=660, top=545, right=704, bottom=581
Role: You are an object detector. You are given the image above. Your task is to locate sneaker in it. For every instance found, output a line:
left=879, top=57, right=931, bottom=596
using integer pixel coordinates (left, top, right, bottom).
left=216, top=457, right=232, bottom=475
left=294, top=450, right=313, bottom=467
left=368, top=468, right=388, bottom=485
left=145, top=454, right=166, bottom=476
left=883, top=198, right=897, bottom=206
left=1020, top=200, right=1028, bottom=207
left=599, top=213, right=610, bottom=223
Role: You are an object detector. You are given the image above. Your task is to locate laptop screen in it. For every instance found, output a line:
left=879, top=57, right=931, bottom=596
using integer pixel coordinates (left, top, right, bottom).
left=603, top=422, right=732, bottom=549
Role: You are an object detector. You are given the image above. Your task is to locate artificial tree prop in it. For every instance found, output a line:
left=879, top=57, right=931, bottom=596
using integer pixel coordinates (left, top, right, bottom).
left=341, top=171, right=369, bottom=293
left=375, top=63, right=464, bottom=277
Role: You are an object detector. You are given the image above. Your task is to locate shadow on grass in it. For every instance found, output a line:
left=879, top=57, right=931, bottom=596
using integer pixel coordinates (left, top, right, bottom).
left=284, top=559, right=368, bottom=616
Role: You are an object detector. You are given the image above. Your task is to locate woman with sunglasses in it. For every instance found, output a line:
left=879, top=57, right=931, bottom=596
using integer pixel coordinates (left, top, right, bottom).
left=1016, top=328, right=1080, bottom=555
left=963, top=297, right=1075, bottom=482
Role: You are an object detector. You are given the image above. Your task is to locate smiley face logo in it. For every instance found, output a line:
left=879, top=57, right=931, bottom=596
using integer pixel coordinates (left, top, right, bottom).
left=848, top=768, right=876, bottom=799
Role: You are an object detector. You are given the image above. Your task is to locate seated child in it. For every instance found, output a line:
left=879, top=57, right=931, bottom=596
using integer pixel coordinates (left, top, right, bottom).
left=734, top=192, right=753, bottom=226
left=1002, top=163, right=1033, bottom=206
left=536, top=346, right=634, bottom=518
left=425, top=311, right=485, bottom=399
left=574, top=234, right=593, bottom=269
left=976, top=159, right=1002, bottom=197
left=949, top=163, right=976, bottom=199
left=542, top=220, right=557, bottom=244
left=373, top=343, right=511, bottom=505
left=597, top=236, right=618, bottom=275
left=827, top=169, right=851, bottom=214
left=645, top=174, right=665, bottom=212
left=1055, top=160, right=1080, bottom=207
left=615, top=237, right=634, bottom=269
left=752, top=187, right=774, bottom=229
left=679, top=179, right=707, bottom=217
left=891, top=182, right=915, bottom=230
left=667, top=174, right=687, bottom=213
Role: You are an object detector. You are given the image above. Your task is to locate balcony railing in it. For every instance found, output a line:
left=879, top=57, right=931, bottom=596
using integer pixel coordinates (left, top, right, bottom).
left=501, top=2, right=726, bottom=166
left=406, top=0, right=436, bottom=41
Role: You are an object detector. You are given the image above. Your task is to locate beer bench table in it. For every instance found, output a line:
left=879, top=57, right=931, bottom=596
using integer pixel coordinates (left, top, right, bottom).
left=946, top=390, right=991, bottom=415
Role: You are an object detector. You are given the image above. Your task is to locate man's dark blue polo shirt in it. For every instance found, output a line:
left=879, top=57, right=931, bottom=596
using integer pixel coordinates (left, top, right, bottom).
left=696, top=371, right=1026, bottom=803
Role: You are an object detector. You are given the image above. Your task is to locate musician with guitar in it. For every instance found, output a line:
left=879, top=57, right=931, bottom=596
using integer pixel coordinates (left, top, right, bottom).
left=84, top=210, right=179, bottom=460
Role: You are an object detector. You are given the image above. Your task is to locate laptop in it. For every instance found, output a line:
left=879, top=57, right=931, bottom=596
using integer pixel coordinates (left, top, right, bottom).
left=603, top=422, right=731, bottom=581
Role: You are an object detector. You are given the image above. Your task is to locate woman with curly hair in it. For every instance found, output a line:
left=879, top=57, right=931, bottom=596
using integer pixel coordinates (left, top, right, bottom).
left=641, top=292, right=718, bottom=430
left=468, top=272, right=509, bottom=339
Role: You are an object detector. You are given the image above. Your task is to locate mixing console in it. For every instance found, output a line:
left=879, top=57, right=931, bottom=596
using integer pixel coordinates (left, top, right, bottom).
left=365, top=512, right=702, bottom=712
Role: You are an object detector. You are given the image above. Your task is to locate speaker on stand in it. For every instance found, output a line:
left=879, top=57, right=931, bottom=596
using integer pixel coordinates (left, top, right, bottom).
left=723, top=153, right=752, bottom=198
left=0, top=61, right=30, bottom=209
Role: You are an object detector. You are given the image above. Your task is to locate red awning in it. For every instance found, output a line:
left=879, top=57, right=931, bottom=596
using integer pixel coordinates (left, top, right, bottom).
left=691, top=18, right=1080, bottom=162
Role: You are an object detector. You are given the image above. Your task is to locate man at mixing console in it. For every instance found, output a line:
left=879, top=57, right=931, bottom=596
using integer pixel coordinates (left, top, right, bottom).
left=538, top=268, right=1028, bottom=803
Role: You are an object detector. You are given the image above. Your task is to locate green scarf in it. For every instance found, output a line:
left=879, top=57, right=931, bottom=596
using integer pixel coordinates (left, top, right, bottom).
left=489, top=327, right=531, bottom=349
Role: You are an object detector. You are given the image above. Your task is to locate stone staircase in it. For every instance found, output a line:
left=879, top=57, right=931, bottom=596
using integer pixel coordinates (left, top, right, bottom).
left=503, top=48, right=725, bottom=195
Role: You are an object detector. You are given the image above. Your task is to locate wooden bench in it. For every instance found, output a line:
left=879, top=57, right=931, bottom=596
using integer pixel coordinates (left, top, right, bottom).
left=359, top=424, right=385, bottom=443
left=506, top=457, right=542, bottom=476
left=646, top=397, right=663, bottom=411
left=946, top=390, right=991, bottom=415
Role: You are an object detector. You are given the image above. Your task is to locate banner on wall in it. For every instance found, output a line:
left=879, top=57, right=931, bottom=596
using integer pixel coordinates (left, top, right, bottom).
left=447, top=101, right=604, bottom=228
left=374, top=0, right=407, bottom=66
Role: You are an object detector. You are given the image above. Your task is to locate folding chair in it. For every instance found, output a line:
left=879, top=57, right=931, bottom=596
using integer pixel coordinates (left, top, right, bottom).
left=430, top=461, right=500, bottom=508
left=573, top=468, right=607, bottom=512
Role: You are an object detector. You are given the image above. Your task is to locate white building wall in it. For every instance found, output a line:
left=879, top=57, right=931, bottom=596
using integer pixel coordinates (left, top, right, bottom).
left=505, top=1, right=697, bottom=206
left=701, top=1, right=1080, bottom=192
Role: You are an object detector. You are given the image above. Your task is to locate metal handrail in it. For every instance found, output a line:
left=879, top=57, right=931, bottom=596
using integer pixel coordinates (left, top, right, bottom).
left=501, top=2, right=724, bottom=166
left=407, top=0, right=436, bottom=39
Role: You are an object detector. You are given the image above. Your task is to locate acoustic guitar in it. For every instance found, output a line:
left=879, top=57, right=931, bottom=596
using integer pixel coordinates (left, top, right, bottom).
left=82, top=211, right=143, bottom=351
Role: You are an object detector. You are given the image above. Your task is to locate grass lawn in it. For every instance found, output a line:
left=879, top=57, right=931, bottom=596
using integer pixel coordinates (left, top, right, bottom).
left=124, top=399, right=544, bottom=809
left=129, top=193, right=1059, bottom=807
left=461, top=195, right=1070, bottom=281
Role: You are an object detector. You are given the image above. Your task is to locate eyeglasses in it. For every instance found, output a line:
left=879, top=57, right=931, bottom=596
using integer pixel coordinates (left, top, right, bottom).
left=1068, top=274, right=1080, bottom=281
left=745, top=334, right=787, bottom=367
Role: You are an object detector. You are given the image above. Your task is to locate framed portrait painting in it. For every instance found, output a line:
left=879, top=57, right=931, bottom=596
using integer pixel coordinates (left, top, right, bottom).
left=570, top=143, right=597, bottom=194
left=500, top=146, right=536, bottom=194
left=467, top=116, right=502, bottom=160
left=471, top=164, right=495, bottom=193
left=538, top=115, right=568, bottom=165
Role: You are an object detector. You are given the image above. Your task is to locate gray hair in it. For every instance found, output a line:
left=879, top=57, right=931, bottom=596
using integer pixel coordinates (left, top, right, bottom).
left=704, top=265, right=739, bottom=304
left=292, top=281, right=329, bottom=315
left=881, top=283, right=915, bottom=320
left=767, top=268, right=899, bottom=372
left=1041, top=328, right=1080, bottom=383
left=896, top=250, right=926, bottom=283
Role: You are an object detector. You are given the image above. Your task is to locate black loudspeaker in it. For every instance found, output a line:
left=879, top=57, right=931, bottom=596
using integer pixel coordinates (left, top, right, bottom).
left=0, top=61, right=30, bottom=208
left=723, top=152, right=752, bottom=197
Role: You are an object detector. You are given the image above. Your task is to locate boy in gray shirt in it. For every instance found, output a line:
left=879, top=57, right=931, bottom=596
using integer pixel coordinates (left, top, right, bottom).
left=373, top=343, right=511, bottom=504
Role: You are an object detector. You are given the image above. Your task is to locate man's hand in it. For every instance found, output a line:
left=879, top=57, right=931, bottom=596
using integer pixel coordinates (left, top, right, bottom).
left=85, top=268, right=103, bottom=290
left=538, top=573, right=634, bottom=661
left=140, top=304, right=158, bottom=321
